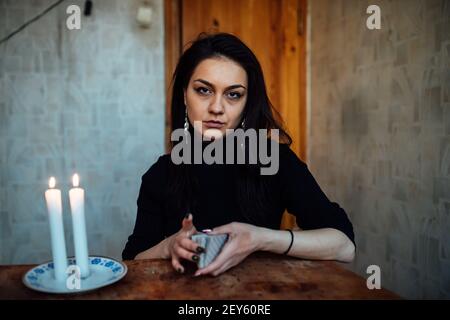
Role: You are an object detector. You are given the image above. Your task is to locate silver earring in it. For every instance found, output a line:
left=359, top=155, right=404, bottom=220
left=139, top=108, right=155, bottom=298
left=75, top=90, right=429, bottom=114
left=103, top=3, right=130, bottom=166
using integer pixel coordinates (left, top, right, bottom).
left=240, top=119, right=246, bottom=149
left=241, top=119, right=245, bottom=150
left=184, top=108, right=189, bottom=132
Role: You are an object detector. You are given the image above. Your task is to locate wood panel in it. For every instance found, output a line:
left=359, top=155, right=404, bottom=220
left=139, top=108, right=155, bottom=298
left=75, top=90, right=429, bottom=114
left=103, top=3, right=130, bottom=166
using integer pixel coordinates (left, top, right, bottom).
left=164, top=0, right=182, bottom=151
left=278, top=0, right=307, bottom=229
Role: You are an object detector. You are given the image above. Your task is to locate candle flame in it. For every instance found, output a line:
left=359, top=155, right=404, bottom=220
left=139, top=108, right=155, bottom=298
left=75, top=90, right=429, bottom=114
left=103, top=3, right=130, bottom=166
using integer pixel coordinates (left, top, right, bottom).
left=72, top=173, right=80, bottom=187
left=49, top=177, right=56, bottom=188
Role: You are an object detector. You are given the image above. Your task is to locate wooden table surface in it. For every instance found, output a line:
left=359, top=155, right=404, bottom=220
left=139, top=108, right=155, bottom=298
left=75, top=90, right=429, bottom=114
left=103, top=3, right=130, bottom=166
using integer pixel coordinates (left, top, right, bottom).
left=0, top=253, right=400, bottom=299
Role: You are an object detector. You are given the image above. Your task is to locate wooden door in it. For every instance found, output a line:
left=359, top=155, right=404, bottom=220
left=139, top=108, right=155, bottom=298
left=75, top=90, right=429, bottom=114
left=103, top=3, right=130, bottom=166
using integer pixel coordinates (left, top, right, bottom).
left=165, top=0, right=307, bottom=229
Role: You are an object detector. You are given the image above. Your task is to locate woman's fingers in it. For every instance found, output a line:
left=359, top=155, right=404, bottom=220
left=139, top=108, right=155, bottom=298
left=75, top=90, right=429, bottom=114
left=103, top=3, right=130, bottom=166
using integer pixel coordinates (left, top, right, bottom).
left=196, top=258, right=227, bottom=277
left=181, top=213, right=198, bottom=237
left=169, top=213, right=201, bottom=272
left=171, top=256, right=184, bottom=274
left=171, top=241, right=200, bottom=273
left=182, top=213, right=194, bottom=230
left=179, top=237, right=205, bottom=254
left=170, top=214, right=205, bottom=274
left=174, top=242, right=200, bottom=262
left=171, top=241, right=200, bottom=274
left=195, top=241, right=232, bottom=276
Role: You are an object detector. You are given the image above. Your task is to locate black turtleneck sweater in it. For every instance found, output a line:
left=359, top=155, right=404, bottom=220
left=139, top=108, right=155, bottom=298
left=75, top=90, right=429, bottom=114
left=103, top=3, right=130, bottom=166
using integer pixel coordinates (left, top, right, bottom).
left=122, top=143, right=355, bottom=260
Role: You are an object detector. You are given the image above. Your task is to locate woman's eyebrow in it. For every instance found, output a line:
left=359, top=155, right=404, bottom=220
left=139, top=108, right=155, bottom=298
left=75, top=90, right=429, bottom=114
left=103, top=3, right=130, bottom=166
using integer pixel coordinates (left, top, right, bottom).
left=193, top=79, right=246, bottom=90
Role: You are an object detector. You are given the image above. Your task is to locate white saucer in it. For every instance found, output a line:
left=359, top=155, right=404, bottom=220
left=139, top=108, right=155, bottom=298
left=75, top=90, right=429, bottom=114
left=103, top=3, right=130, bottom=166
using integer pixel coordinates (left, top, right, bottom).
left=22, top=256, right=127, bottom=294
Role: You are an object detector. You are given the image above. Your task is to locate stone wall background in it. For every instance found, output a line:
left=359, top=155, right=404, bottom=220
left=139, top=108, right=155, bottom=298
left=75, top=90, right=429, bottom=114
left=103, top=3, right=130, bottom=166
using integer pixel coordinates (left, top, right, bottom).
left=309, top=0, right=450, bottom=298
left=0, top=0, right=165, bottom=264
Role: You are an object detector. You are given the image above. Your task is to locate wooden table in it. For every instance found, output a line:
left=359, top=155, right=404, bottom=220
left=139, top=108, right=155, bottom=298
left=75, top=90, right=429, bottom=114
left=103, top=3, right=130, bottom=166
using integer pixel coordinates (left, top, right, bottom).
left=0, top=253, right=400, bottom=299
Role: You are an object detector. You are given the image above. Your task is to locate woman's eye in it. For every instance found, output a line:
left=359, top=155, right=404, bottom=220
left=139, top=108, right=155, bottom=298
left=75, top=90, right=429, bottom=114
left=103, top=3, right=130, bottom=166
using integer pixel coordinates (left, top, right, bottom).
left=195, top=87, right=211, bottom=95
left=227, top=92, right=242, bottom=100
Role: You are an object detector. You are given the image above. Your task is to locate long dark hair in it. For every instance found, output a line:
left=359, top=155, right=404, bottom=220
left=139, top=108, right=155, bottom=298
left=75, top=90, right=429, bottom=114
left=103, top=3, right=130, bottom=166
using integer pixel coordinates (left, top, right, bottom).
left=167, top=32, right=292, bottom=226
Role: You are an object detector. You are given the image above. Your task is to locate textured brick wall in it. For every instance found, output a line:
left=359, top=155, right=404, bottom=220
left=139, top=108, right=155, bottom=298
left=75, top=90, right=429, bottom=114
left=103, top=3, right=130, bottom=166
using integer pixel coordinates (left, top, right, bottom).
left=0, top=0, right=165, bottom=264
left=309, top=0, right=450, bottom=298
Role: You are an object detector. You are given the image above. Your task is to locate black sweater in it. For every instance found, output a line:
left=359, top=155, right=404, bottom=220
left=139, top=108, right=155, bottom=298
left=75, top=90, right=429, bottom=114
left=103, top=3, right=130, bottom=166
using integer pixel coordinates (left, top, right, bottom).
left=122, top=143, right=355, bottom=260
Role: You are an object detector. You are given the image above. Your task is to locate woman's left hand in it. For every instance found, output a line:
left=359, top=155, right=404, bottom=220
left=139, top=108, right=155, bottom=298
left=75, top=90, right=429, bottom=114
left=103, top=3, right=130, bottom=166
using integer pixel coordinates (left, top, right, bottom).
left=194, top=222, right=264, bottom=277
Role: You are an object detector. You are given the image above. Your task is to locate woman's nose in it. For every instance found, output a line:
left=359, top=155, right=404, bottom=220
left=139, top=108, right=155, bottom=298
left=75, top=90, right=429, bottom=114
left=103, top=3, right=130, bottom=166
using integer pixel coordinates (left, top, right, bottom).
left=208, top=96, right=225, bottom=114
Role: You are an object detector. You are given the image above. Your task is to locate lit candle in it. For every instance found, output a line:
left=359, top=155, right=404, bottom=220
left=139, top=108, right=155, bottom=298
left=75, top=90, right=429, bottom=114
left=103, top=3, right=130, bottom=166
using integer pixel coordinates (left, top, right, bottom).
left=44, top=177, right=68, bottom=282
left=69, top=173, right=90, bottom=278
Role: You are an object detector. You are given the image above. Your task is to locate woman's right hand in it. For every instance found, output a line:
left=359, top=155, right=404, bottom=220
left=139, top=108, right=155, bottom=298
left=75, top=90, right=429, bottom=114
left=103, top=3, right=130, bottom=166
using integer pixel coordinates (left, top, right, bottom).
left=168, top=213, right=204, bottom=273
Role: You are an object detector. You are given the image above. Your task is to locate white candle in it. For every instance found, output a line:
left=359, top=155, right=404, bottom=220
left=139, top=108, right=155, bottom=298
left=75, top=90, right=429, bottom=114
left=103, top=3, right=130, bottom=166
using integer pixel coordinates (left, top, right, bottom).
left=44, top=177, right=68, bottom=282
left=69, top=173, right=90, bottom=278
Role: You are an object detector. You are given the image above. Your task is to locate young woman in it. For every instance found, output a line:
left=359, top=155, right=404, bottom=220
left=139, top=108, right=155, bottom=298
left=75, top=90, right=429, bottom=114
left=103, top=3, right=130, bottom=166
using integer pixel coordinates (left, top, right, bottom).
left=122, top=33, right=355, bottom=277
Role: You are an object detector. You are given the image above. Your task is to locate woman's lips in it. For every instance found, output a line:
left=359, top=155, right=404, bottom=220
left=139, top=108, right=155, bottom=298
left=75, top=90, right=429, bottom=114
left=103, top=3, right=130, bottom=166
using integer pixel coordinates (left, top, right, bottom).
left=203, top=121, right=225, bottom=129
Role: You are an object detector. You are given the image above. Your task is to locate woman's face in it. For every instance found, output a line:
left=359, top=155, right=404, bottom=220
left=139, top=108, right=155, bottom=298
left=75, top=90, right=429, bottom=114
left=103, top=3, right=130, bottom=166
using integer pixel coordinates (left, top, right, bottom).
left=184, top=57, right=248, bottom=140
